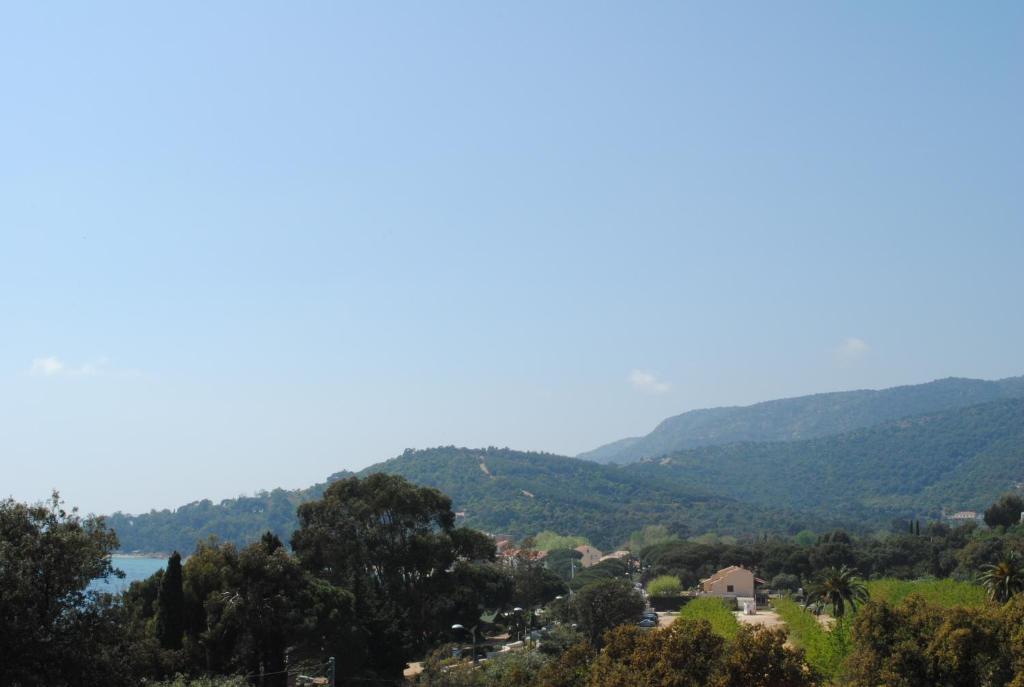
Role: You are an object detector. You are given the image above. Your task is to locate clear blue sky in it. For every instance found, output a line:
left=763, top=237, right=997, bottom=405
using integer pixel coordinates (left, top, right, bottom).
left=2, top=2, right=1022, bottom=515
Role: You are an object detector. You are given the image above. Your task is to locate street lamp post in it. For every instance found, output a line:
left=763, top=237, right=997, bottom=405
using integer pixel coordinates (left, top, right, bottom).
left=451, top=624, right=479, bottom=664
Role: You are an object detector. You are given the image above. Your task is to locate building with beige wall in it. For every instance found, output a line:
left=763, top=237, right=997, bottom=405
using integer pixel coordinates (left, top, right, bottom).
left=700, top=565, right=756, bottom=598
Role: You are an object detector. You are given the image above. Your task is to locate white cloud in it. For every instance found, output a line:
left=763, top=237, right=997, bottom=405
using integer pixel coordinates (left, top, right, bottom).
left=30, top=356, right=65, bottom=376
left=628, top=369, right=672, bottom=394
left=76, top=357, right=109, bottom=376
left=835, top=337, right=870, bottom=362
left=28, top=356, right=115, bottom=377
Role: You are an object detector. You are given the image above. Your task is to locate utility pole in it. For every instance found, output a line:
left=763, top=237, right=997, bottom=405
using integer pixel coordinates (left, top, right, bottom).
left=328, top=656, right=336, bottom=687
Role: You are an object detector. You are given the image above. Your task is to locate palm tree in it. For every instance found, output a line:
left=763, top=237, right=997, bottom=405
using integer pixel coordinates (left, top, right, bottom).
left=980, top=553, right=1024, bottom=603
left=805, top=565, right=868, bottom=618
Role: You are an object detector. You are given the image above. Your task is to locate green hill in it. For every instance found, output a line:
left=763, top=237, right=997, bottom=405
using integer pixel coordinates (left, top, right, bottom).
left=105, top=391, right=1024, bottom=553
left=356, top=446, right=812, bottom=548
left=580, top=374, right=1024, bottom=464
left=624, top=397, right=1024, bottom=519
left=105, top=473, right=352, bottom=553
left=105, top=448, right=815, bottom=553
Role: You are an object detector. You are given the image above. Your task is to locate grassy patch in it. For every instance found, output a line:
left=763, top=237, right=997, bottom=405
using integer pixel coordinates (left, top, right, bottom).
left=772, top=580, right=987, bottom=681
left=866, top=578, right=988, bottom=608
left=674, top=597, right=739, bottom=639
left=773, top=597, right=850, bottom=681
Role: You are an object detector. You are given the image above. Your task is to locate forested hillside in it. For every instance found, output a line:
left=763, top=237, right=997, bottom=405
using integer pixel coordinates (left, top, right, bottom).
left=105, top=473, right=351, bottom=552
left=107, top=394, right=1024, bottom=553
left=105, top=448, right=817, bottom=552
left=626, top=398, right=1024, bottom=518
left=580, top=375, right=1024, bottom=464
left=357, top=446, right=814, bottom=548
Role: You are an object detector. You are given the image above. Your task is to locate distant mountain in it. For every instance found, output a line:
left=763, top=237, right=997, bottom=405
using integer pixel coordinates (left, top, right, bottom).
left=105, top=379, right=1024, bottom=554
left=356, top=446, right=816, bottom=549
left=579, top=375, right=1024, bottom=464
left=624, top=397, right=1024, bottom=517
left=105, top=448, right=815, bottom=553
left=106, top=472, right=353, bottom=554
left=578, top=436, right=643, bottom=464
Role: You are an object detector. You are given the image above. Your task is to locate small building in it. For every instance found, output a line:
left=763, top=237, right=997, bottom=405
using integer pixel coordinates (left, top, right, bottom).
left=575, top=545, right=603, bottom=568
left=948, top=511, right=982, bottom=523
left=700, top=565, right=763, bottom=599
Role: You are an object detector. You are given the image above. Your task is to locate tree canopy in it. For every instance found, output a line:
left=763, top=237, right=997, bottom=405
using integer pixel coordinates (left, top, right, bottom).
left=0, top=494, right=124, bottom=686
left=291, top=473, right=507, bottom=677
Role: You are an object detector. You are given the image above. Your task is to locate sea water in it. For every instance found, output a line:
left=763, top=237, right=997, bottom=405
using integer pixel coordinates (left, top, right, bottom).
left=89, top=554, right=168, bottom=593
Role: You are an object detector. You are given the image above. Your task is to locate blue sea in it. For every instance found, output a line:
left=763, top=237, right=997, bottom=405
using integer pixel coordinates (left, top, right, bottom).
left=90, top=555, right=168, bottom=594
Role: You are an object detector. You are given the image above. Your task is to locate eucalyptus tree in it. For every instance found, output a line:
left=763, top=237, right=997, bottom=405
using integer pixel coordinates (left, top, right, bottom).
left=292, top=473, right=510, bottom=677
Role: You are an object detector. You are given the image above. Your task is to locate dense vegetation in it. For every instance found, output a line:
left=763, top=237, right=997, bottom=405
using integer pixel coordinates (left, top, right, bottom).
left=580, top=374, right=1024, bottom=464
left=107, top=391, right=1024, bottom=554
left=773, top=598, right=851, bottom=680
left=16, top=376, right=1024, bottom=685
left=102, top=393, right=1024, bottom=554
left=107, top=446, right=821, bottom=552
left=629, top=398, right=1024, bottom=522
left=17, top=483, right=1024, bottom=685
left=421, top=620, right=817, bottom=687
left=105, top=480, right=346, bottom=553
left=676, top=598, right=740, bottom=639
left=865, top=577, right=988, bottom=608
left=2, top=479, right=513, bottom=686
left=636, top=524, right=1001, bottom=589
left=358, top=446, right=814, bottom=548
left=0, top=495, right=124, bottom=684
left=646, top=574, right=683, bottom=597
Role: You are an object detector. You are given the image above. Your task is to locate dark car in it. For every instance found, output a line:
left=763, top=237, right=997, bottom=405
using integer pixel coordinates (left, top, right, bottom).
left=637, top=618, right=658, bottom=628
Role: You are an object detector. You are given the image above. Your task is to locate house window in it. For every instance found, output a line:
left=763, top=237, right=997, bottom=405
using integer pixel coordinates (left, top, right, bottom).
left=727, top=585, right=734, bottom=592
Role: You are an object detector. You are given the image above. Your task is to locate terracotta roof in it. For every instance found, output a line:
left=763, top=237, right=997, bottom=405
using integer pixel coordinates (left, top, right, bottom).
left=702, top=565, right=753, bottom=585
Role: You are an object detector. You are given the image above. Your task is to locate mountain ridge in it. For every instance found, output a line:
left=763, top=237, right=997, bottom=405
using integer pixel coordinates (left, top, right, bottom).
left=579, top=374, right=1024, bottom=464
left=625, top=396, right=1024, bottom=517
left=103, top=376, right=1024, bottom=554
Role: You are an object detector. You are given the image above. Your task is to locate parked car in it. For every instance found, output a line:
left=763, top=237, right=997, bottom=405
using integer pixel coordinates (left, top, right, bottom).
left=637, top=618, right=658, bottom=628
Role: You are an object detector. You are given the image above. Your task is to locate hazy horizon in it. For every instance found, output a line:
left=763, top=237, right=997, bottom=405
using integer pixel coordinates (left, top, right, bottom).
left=12, top=370, right=1024, bottom=516
left=3, top=2, right=1022, bottom=514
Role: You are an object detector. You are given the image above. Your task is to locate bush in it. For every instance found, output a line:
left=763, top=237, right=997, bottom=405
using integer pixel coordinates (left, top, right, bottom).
left=150, top=677, right=249, bottom=687
left=770, top=573, right=801, bottom=592
left=571, top=578, right=645, bottom=646
left=984, top=493, right=1024, bottom=529
left=537, top=625, right=585, bottom=656
left=647, top=575, right=683, bottom=597
left=865, top=578, right=988, bottom=608
left=675, top=597, right=739, bottom=639
left=772, top=598, right=850, bottom=681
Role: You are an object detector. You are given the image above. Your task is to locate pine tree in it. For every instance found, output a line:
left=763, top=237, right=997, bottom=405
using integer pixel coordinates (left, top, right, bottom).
left=155, top=551, right=185, bottom=650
